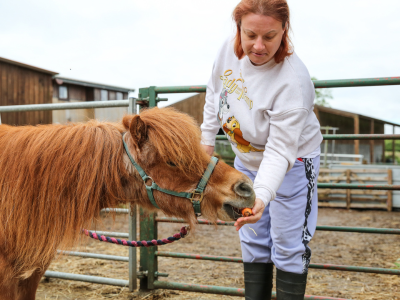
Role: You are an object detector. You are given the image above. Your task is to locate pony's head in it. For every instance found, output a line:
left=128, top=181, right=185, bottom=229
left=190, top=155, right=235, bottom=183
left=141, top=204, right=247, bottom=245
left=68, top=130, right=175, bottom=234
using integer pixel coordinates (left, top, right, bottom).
left=122, top=107, right=255, bottom=227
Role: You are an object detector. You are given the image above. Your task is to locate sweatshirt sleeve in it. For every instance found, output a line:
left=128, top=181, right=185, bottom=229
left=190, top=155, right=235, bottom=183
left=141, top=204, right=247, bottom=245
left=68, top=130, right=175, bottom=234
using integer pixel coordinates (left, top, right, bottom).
left=253, top=107, right=309, bottom=207
left=200, top=64, right=221, bottom=146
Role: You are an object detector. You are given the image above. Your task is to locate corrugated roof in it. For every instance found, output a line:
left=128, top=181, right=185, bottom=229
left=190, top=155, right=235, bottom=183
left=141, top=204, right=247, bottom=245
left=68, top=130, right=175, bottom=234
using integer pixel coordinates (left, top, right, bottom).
left=0, top=56, right=58, bottom=75
left=54, top=76, right=134, bottom=93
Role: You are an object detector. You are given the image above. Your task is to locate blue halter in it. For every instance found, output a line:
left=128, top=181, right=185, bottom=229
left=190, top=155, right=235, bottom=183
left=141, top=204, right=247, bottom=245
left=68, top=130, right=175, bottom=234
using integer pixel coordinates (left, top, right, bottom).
left=123, top=136, right=218, bottom=217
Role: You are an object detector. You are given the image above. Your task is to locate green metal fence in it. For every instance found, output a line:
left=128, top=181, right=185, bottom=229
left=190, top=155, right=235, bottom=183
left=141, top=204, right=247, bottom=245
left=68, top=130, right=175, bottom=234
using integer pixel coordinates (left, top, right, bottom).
left=137, top=76, right=400, bottom=300
left=1, top=77, right=399, bottom=298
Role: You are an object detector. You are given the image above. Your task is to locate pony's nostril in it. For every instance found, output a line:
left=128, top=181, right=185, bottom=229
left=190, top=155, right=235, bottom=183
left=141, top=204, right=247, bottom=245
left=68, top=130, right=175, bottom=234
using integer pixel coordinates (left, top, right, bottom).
left=235, top=182, right=253, bottom=198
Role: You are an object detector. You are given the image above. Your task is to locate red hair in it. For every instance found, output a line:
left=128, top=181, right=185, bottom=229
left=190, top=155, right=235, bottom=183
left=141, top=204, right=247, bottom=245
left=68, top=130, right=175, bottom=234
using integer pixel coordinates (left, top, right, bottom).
left=232, top=0, right=292, bottom=64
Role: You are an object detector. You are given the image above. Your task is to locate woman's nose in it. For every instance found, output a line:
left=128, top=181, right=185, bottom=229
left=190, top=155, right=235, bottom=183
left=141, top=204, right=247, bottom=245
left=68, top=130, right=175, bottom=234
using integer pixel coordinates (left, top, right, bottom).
left=253, top=37, right=265, bottom=51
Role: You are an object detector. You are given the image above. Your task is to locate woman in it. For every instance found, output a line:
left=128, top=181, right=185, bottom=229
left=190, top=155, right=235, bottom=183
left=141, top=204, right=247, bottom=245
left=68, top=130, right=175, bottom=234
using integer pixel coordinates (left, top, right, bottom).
left=201, top=0, right=322, bottom=299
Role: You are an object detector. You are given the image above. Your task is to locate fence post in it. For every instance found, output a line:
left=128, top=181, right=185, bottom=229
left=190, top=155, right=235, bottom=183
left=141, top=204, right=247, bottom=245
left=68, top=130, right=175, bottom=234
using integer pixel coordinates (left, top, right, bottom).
left=148, top=86, right=157, bottom=108
left=138, top=88, right=158, bottom=291
left=323, top=127, right=329, bottom=167
left=388, top=169, right=393, bottom=211
left=346, top=169, right=351, bottom=209
left=128, top=96, right=137, bottom=291
left=140, top=208, right=158, bottom=290
left=393, top=126, right=396, bottom=164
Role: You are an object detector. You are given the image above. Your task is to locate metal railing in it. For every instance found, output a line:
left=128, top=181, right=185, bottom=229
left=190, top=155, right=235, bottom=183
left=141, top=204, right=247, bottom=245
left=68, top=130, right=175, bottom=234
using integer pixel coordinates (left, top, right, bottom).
left=321, top=153, right=364, bottom=165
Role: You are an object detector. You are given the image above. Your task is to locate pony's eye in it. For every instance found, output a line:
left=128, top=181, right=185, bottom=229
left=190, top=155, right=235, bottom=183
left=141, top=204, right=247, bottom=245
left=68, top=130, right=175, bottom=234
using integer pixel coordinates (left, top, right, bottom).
left=167, top=161, right=177, bottom=167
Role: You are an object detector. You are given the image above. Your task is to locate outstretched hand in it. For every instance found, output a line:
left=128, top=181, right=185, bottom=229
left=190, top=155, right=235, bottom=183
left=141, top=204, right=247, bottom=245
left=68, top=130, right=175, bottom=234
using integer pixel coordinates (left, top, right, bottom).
left=202, top=145, right=215, bottom=156
left=234, top=198, right=265, bottom=231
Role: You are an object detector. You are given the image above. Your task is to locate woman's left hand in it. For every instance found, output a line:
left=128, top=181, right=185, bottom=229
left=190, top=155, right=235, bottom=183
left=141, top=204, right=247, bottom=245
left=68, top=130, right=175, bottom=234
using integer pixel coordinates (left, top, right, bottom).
left=234, top=198, right=265, bottom=231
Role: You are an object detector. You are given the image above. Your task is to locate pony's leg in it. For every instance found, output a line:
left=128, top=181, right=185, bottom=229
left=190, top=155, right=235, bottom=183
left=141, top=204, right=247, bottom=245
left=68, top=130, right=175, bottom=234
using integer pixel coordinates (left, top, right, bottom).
left=16, top=269, right=45, bottom=300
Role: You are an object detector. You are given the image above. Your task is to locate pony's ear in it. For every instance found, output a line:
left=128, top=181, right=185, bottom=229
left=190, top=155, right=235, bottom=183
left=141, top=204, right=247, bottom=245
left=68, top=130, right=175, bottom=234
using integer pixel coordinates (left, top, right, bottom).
left=129, top=115, right=148, bottom=149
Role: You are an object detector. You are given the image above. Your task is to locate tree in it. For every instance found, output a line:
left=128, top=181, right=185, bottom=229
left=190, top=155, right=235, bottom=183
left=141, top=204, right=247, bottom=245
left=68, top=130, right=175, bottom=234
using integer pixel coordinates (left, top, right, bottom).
left=312, top=77, right=333, bottom=107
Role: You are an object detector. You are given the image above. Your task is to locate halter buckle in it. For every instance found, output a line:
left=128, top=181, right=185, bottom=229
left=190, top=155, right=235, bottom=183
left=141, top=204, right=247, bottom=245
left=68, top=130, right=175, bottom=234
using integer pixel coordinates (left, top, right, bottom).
left=190, top=191, right=204, bottom=203
left=143, top=175, right=154, bottom=187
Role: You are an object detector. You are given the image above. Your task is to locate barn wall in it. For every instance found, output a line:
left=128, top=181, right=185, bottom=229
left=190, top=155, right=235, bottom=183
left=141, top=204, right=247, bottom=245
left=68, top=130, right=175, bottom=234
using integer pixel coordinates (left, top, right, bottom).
left=52, top=85, right=130, bottom=124
left=52, top=83, right=95, bottom=124
left=169, top=93, right=206, bottom=126
left=92, top=88, right=128, bottom=122
left=316, top=109, right=385, bottom=162
left=0, top=61, right=52, bottom=125
left=94, top=107, right=128, bottom=122
left=318, top=110, right=355, bottom=134
left=109, top=91, right=116, bottom=101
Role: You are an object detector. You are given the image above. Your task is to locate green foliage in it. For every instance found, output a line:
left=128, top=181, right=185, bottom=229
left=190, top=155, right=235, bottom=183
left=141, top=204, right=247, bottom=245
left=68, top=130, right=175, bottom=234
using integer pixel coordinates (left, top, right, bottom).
left=385, top=140, right=400, bottom=151
left=312, top=76, right=333, bottom=107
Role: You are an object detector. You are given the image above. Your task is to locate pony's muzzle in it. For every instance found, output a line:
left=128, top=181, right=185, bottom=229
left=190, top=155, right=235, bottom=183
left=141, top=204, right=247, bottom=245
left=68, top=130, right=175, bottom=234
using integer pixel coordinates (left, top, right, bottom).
left=234, top=181, right=255, bottom=199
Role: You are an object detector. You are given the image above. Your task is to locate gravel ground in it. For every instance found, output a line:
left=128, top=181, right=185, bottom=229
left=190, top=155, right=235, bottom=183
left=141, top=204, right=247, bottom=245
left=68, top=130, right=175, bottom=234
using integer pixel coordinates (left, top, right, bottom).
left=36, top=208, right=400, bottom=300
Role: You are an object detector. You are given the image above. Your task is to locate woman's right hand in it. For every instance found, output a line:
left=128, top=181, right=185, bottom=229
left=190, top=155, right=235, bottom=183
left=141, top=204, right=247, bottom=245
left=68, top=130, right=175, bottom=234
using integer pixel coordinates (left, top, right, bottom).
left=202, top=145, right=215, bottom=156
left=234, top=198, right=265, bottom=231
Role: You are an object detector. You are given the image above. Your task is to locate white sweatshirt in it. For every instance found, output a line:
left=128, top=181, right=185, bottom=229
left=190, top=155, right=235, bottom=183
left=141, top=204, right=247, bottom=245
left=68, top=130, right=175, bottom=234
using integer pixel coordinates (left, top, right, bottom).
left=201, top=37, right=323, bottom=206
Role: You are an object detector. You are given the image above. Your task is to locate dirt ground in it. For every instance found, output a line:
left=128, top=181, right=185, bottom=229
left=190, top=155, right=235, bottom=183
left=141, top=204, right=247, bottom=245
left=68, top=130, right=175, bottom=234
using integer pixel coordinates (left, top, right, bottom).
left=36, top=208, right=400, bottom=300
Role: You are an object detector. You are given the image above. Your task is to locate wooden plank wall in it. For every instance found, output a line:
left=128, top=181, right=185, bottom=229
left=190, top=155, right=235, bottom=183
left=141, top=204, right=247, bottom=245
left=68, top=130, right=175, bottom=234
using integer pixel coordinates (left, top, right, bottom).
left=52, top=84, right=95, bottom=123
left=169, top=93, right=206, bottom=126
left=0, top=61, right=52, bottom=125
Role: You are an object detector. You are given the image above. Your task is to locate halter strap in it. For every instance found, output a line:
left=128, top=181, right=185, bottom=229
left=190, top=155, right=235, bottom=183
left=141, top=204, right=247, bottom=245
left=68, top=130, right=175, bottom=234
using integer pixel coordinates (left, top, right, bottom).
left=122, top=135, right=218, bottom=217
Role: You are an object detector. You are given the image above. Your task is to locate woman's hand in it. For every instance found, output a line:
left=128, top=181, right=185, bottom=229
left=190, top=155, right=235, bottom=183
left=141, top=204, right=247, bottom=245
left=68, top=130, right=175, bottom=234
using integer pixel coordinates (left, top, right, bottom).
left=202, top=145, right=215, bottom=156
left=234, top=198, right=265, bottom=231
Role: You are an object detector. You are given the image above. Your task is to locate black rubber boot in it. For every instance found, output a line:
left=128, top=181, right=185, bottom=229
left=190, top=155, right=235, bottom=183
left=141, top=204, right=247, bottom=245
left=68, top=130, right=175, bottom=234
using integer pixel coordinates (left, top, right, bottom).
left=244, top=262, right=273, bottom=300
left=276, top=269, right=308, bottom=300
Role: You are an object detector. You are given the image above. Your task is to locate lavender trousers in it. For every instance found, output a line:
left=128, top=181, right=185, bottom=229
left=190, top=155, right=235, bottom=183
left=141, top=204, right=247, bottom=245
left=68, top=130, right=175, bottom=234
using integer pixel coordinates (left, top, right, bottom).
left=235, top=155, right=320, bottom=274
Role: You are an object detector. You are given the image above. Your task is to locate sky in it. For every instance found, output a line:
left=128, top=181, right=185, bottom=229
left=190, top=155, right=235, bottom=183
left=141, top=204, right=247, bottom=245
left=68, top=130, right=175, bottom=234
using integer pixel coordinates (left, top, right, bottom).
left=1, top=0, right=400, bottom=132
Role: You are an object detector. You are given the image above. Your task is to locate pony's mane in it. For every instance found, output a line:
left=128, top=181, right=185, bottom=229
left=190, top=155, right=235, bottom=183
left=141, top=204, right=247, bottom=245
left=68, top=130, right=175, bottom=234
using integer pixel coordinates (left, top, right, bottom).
left=0, top=120, right=130, bottom=277
left=127, top=107, right=206, bottom=178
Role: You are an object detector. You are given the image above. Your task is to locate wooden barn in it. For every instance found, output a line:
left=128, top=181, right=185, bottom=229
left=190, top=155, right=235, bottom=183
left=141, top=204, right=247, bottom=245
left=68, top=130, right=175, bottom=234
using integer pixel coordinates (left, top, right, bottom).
left=0, top=56, right=134, bottom=125
left=169, top=93, right=400, bottom=164
left=0, top=56, right=58, bottom=125
left=53, top=76, right=133, bottom=123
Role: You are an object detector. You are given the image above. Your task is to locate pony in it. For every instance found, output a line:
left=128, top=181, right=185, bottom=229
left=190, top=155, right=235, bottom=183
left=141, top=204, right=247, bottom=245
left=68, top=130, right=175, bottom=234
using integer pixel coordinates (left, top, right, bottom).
left=0, top=107, right=255, bottom=300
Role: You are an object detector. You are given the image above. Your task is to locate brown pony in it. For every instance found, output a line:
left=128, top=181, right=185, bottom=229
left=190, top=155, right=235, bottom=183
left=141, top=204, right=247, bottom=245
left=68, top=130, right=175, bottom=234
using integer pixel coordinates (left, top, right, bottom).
left=0, top=107, right=255, bottom=300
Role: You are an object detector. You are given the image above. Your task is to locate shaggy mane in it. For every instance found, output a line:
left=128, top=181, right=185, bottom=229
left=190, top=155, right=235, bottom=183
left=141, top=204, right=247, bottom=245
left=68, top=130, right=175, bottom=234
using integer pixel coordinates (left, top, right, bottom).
left=126, top=107, right=206, bottom=178
left=0, top=120, right=130, bottom=277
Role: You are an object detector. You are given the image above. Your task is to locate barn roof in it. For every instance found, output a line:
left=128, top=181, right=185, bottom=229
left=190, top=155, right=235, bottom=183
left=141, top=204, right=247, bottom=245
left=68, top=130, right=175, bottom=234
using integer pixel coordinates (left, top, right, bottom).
left=54, top=76, right=134, bottom=93
left=0, top=56, right=58, bottom=75
left=315, top=105, right=400, bottom=127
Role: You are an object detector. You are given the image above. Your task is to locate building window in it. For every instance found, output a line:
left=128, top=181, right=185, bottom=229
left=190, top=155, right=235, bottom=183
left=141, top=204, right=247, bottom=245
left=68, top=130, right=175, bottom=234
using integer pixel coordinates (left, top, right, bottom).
left=116, top=92, right=123, bottom=100
left=101, top=90, right=108, bottom=101
left=59, top=86, right=68, bottom=100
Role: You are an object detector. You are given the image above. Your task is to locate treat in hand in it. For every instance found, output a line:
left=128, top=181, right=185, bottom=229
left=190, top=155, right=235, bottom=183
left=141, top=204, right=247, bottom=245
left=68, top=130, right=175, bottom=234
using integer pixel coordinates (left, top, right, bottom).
left=241, top=208, right=253, bottom=217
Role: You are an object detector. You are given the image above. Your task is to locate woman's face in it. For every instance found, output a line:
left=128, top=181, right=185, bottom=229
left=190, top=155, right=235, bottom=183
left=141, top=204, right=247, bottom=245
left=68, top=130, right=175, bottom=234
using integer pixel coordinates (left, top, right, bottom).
left=240, top=13, right=285, bottom=66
